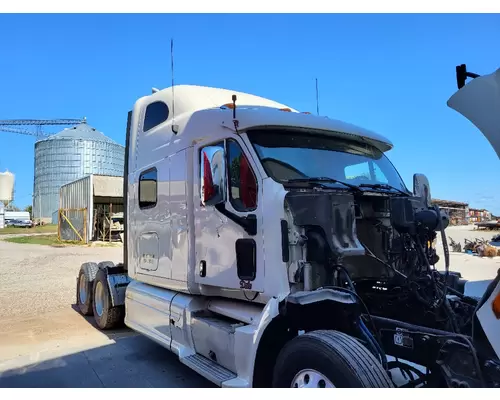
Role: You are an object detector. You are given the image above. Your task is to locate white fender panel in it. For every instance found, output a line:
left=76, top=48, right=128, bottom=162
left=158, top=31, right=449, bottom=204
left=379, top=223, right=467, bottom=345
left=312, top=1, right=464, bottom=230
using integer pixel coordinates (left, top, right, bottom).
left=230, top=297, right=281, bottom=387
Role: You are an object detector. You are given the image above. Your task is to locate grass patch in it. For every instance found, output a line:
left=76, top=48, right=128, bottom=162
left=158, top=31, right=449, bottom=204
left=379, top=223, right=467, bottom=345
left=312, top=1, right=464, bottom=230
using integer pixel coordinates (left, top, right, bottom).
left=3, top=234, right=84, bottom=246
left=0, top=224, right=58, bottom=235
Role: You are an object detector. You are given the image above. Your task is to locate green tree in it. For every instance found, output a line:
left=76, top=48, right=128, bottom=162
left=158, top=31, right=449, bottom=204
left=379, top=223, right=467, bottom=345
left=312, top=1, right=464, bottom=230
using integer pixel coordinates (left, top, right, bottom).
left=25, top=205, right=32, bottom=218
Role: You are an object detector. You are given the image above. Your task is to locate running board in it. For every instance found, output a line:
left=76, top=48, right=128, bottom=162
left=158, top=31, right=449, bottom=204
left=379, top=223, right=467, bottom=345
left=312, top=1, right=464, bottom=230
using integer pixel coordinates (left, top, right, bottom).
left=181, top=353, right=236, bottom=386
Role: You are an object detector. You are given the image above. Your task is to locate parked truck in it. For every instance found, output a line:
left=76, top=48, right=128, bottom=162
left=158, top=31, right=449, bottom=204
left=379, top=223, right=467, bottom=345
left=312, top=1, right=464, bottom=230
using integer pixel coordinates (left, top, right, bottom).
left=76, top=83, right=500, bottom=388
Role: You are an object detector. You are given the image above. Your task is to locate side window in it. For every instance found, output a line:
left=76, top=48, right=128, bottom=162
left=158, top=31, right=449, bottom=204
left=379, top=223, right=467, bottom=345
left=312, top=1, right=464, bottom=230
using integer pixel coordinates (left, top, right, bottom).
left=139, top=168, right=157, bottom=209
left=227, top=140, right=258, bottom=211
left=143, top=101, right=169, bottom=132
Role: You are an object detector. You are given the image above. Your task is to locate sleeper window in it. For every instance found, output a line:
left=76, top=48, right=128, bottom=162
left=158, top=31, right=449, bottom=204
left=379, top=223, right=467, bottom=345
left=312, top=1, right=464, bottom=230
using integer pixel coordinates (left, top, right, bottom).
left=143, top=101, right=169, bottom=132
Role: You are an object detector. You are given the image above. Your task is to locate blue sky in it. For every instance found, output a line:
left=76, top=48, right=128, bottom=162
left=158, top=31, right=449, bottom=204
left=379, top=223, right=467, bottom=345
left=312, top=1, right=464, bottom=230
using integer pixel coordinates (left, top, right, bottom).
left=0, top=13, right=499, bottom=214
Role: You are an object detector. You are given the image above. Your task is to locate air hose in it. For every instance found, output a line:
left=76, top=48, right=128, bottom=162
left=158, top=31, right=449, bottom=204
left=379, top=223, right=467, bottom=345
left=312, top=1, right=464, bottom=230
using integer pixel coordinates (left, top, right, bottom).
left=335, top=265, right=389, bottom=370
left=359, top=318, right=389, bottom=370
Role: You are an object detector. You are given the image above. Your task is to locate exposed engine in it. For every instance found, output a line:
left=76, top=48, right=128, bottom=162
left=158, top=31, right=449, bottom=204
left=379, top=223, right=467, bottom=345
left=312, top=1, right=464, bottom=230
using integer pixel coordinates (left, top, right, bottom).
left=284, top=190, right=449, bottom=293
left=283, top=188, right=500, bottom=387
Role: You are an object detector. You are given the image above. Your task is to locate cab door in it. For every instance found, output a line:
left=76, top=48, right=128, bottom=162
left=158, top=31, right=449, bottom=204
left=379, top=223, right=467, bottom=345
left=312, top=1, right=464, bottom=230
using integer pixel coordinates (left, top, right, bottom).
left=193, top=137, right=265, bottom=293
left=134, top=160, right=172, bottom=281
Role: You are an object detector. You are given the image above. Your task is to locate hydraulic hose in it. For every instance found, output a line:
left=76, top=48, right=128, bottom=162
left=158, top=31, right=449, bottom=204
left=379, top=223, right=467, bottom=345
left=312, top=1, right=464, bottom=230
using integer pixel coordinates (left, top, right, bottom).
left=359, top=318, right=389, bottom=370
left=435, top=205, right=450, bottom=306
left=334, top=265, right=389, bottom=370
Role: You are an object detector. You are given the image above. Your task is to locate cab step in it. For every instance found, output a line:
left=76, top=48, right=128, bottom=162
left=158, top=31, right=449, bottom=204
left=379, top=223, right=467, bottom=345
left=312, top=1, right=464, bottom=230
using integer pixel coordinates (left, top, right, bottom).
left=181, top=353, right=236, bottom=386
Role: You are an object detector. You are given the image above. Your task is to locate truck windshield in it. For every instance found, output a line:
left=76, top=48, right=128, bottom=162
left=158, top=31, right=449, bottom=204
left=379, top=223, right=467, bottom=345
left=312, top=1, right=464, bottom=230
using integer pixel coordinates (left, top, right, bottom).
left=246, top=129, right=409, bottom=193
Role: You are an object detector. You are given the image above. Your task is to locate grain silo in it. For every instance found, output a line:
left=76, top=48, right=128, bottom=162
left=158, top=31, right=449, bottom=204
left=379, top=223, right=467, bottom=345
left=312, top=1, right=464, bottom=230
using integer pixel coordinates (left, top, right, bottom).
left=33, top=121, right=124, bottom=221
left=0, top=170, right=15, bottom=206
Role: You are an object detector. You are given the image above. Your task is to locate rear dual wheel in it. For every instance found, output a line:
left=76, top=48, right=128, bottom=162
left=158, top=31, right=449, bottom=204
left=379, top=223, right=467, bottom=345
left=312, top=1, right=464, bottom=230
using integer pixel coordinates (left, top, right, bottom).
left=76, top=264, right=123, bottom=330
left=92, top=269, right=124, bottom=330
left=77, top=263, right=98, bottom=316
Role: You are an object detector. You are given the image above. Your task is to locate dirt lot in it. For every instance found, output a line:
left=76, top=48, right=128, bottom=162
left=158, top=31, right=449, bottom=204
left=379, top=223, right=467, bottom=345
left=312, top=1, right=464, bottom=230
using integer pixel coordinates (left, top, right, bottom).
left=0, top=238, right=122, bottom=323
left=0, top=225, right=498, bottom=387
left=0, top=238, right=212, bottom=388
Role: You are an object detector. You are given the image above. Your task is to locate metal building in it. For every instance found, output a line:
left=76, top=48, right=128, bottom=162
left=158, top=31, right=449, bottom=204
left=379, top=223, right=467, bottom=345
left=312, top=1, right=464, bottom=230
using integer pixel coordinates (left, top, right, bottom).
left=58, top=174, right=124, bottom=243
left=432, top=198, right=469, bottom=225
left=33, top=121, right=124, bottom=222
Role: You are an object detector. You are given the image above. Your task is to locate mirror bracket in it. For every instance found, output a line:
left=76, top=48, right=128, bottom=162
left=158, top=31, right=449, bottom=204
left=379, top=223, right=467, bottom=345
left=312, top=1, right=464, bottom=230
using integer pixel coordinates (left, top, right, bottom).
left=215, top=203, right=257, bottom=236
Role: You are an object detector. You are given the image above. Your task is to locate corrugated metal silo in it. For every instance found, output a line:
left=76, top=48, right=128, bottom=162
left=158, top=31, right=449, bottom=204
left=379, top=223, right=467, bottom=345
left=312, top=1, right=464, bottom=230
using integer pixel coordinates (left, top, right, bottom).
left=33, top=121, right=124, bottom=220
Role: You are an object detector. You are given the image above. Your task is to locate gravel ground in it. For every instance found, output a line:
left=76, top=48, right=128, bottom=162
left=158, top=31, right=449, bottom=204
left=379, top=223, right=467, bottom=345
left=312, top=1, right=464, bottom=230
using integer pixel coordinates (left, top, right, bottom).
left=0, top=239, right=122, bottom=321
left=0, top=238, right=122, bottom=366
left=0, top=238, right=212, bottom=387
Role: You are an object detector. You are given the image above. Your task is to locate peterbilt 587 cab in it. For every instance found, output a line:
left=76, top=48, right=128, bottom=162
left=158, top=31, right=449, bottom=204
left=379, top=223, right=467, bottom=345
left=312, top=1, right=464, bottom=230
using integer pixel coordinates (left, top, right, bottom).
left=76, top=79, right=500, bottom=388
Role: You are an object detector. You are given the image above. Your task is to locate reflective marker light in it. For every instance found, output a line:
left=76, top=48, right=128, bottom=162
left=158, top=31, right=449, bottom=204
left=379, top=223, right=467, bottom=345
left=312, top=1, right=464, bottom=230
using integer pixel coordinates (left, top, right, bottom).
left=493, top=292, right=500, bottom=319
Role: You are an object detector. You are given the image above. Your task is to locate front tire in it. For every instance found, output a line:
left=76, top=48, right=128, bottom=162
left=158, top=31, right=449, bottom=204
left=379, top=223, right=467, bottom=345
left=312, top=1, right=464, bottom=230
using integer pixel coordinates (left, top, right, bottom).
left=272, top=330, right=393, bottom=388
left=92, top=269, right=124, bottom=330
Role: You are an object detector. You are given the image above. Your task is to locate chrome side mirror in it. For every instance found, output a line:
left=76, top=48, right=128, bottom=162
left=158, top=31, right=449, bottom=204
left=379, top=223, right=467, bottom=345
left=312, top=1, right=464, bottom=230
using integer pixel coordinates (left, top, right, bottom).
left=413, top=173, right=431, bottom=207
left=200, top=145, right=227, bottom=206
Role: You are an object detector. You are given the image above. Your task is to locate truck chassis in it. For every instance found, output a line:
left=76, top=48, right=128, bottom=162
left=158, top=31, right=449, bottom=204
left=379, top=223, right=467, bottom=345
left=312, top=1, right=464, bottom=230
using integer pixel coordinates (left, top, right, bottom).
left=76, top=259, right=500, bottom=388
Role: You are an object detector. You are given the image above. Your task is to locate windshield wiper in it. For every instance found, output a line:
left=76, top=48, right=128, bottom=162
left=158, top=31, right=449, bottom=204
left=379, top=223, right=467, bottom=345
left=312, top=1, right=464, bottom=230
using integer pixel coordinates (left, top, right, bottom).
left=358, top=183, right=410, bottom=196
left=284, top=177, right=361, bottom=192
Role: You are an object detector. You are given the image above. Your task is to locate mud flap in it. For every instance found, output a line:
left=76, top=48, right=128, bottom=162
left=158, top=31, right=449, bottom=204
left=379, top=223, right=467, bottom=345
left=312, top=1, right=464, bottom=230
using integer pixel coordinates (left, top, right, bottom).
left=106, top=273, right=131, bottom=308
left=95, top=261, right=131, bottom=308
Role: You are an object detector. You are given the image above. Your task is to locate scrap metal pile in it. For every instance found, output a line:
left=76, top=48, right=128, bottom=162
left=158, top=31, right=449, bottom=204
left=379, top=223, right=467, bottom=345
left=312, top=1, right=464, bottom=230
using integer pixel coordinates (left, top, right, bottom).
left=449, top=236, right=500, bottom=257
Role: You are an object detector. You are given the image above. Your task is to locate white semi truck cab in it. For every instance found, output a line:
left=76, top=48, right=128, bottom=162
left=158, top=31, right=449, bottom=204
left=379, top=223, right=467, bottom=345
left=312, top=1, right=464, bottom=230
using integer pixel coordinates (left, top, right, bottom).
left=76, top=83, right=500, bottom=388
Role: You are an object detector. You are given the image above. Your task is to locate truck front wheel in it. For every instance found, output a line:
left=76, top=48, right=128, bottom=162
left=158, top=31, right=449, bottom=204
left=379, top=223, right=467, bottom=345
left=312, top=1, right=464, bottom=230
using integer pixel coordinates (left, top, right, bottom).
left=272, top=330, right=393, bottom=388
left=92, top=269, right=124, bottom=330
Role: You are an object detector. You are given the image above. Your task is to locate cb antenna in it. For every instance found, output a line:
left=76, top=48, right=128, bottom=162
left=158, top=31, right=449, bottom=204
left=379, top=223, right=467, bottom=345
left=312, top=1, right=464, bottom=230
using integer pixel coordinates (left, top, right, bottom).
left=171, top=38, right=178, bottom=134
left=315, top=78, right=320, bottom=116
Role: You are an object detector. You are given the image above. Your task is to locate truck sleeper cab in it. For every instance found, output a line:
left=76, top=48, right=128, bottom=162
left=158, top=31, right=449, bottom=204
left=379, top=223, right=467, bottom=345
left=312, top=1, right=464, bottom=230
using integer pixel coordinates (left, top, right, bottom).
left=76, top=84, right=500, bottom=388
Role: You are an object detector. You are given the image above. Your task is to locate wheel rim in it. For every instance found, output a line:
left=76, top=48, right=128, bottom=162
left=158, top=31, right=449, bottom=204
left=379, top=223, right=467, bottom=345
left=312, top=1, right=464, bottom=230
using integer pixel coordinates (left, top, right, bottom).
left=79, top=274, right=87, bottom=304
left=291, top=369, right=335, bottom=388
left=95, top=281, right=105, bottom=317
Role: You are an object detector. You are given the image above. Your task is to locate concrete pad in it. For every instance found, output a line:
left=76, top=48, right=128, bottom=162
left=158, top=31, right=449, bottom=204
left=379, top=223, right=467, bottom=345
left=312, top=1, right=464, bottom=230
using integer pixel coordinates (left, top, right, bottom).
left=0, top=307, right=214, bottom=388
left=0, top=335, right=214, bottom=388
